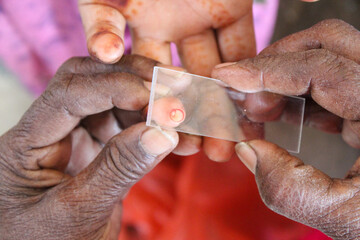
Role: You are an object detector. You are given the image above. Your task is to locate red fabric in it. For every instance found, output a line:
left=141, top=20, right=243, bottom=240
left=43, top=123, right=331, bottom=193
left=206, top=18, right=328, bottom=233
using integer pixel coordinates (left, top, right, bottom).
left=119, top=152, right=331, bottom=240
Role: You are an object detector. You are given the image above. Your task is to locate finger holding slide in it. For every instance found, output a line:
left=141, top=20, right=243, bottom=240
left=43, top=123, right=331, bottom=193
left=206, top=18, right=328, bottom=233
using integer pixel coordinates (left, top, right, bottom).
left=212, top=49, right=360, bottom=122
left=32, top=123, right=179, bottom=240
left=79, top=0, right=127, bottom=63
left=235, top=140, right=360, bottom=239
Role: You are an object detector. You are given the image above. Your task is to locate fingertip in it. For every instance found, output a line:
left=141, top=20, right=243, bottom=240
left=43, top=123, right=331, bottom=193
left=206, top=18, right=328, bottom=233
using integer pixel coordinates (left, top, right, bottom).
left=140, top=127, right=179, bottom=157
left=235, top=142, right=257, bottom=173
left=203, top=138, right=234, bottom=162
left=211, top=60, right=262, bottom=93
left=88, top=31, right=125, bottom=63
left=172, top=133, right=201, bottom=156
left=151, top=97, right=186, bottom=128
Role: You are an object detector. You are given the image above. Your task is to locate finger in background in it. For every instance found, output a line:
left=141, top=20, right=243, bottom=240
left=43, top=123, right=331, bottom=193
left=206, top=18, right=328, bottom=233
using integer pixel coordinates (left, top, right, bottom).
left=79, top=0, right=126, bottom=63
left=216, top=11, right=256, bottom=62
left=177, top=29, right=221, bottom=76
left=131, top=31, right=172, bottom=64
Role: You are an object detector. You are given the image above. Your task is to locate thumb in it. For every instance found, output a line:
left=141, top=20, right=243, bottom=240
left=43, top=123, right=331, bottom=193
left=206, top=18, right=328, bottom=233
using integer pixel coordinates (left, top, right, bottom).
left=47, top=123, right=178, bottom=238
left=235, top=140, right=360, bottom=239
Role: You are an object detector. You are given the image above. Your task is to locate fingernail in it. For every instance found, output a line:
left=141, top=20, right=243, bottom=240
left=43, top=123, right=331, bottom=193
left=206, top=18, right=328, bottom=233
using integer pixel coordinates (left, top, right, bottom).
left=214, top=62, right=237, bottom=69
left=140, top=128, right=178, bottom=156
left=235, top=142, right=257, bottom=174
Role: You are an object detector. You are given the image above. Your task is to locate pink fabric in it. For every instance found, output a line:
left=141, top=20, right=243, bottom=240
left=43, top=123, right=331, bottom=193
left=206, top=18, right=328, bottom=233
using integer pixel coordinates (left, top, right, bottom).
left=253, top=0, right=279, bottom=53
left=0, top=0, right=88, bottom=95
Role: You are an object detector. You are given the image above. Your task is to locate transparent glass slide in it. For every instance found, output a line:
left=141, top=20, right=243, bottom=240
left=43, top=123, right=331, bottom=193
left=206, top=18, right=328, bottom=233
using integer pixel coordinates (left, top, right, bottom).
left=146, top=67, right=305, bottom=153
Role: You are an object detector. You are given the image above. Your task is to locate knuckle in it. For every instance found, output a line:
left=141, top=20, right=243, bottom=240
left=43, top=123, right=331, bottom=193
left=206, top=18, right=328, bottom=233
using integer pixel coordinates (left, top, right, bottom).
left=104, top=137, right=152, bottom=187
left=58, top=57, right=85, bottom=73
left=43, top=73, right=77, bottom=113
left=316, top=18, right=349, bottom=30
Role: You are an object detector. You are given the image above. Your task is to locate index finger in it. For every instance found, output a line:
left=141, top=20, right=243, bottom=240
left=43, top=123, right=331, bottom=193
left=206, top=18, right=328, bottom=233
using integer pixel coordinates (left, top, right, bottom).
left=213, top=49, right=360, bottom=121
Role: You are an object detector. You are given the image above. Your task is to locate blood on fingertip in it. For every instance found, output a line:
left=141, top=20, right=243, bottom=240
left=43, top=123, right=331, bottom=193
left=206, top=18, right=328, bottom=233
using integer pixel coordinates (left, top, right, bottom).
left=170, top=109, right=185, bottom=122
left=151, top=97, right=186, bottom=128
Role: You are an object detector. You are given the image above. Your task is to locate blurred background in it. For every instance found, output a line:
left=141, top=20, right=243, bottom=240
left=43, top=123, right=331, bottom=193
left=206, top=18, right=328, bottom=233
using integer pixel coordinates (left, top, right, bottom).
left=0, top=0, right=359, bottom=177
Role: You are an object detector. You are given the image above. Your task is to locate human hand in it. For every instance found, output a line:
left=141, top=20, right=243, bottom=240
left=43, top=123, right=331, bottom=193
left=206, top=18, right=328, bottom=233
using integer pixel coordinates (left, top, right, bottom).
left=213, top=19, right=360, bottom=239
left=0, top=55, right=179, bottom=239
left=78, top=0, right=256, bottom=161
left=78, top=0, right=254, bottom=66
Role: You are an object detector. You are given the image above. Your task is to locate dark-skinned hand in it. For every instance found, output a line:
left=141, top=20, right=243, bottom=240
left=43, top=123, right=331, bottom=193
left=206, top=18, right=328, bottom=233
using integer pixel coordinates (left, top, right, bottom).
left=0, top=55, right=179, bottom=239
left=213, top=19, right=360, bottom=239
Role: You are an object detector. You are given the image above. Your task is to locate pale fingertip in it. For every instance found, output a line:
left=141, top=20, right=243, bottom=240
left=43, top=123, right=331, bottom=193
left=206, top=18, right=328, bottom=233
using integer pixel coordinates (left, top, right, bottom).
left=140, top=128, right=178, bottom=156
left=203, top=138, right=234, bottom=162
left=172, top=133, right=201, bottom=156
left=235, top=142, right=257, bottom=174
left=89, top=32, right=124, bottom=63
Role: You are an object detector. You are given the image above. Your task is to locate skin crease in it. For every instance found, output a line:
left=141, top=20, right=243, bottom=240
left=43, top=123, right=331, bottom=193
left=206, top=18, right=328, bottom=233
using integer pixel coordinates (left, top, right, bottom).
left=213, top=19, right=360, bottom=239
left=0, top=55, right=181, bottom=240
left=78, top=0, right=256, bottom=162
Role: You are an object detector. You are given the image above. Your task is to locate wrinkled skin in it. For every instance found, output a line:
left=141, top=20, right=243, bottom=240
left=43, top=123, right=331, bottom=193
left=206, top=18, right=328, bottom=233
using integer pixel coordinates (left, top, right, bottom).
left=0, top=55, right=179, bottom=240
left=213, top=19, right=360, bottom=239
